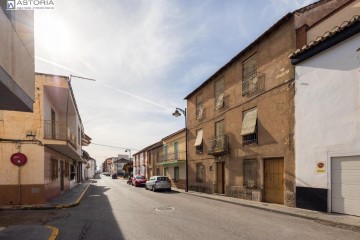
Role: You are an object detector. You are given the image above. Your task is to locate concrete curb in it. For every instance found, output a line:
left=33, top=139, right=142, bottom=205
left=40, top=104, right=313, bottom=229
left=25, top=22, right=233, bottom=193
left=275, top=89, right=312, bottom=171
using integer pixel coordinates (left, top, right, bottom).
left=54, top=181, right=92, bottom=210
left=182, top=191, right=360, bottom=233
left=46, top=225, right=59, bottom=240
left=0, top=181, right=92, bottom=211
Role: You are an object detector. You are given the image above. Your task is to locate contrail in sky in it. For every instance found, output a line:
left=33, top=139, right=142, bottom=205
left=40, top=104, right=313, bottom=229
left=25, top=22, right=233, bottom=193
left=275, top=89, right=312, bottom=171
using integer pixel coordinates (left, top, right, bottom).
left=35, top=56, right=170, bottom=110
left=36, top=56, right=84, bottom=76
left=99, top=82, right=169, bottom=110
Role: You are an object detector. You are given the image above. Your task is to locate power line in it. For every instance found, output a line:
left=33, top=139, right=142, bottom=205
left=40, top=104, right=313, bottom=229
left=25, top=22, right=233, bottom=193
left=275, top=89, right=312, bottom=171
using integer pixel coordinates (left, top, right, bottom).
left=90, top=143, right=139, bottom=151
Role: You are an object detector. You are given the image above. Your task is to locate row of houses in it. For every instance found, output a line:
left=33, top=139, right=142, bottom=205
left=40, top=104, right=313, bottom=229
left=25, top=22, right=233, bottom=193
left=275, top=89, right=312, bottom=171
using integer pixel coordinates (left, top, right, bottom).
left=133, top=0, right=360, bottom=217
left=133, top=129, right=187, bottom=189
left=102, top=154, right=132, bottom=177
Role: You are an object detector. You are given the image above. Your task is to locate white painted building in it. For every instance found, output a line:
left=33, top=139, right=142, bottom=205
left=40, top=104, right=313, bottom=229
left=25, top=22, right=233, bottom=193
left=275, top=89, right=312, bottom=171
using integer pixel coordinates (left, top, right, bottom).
left=291, top=16, right=360, bottom=216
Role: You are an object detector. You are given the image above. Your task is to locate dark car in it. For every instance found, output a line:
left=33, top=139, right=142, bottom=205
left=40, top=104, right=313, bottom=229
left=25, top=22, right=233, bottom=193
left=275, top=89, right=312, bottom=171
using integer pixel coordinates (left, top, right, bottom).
left=132, top=175, right=147, bottom=187
left=112, top=173, right=118, bottom=179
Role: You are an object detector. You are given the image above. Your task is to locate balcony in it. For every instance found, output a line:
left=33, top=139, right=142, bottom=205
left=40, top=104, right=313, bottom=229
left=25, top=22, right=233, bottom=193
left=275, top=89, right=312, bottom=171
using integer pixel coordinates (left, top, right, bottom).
left=208, top=135, right=229, bottom=156
left=158, top=151, right=186, bottom=166
left=44, top=120, right=77, bottom=148
left=242, top=73, right=265, bottom=96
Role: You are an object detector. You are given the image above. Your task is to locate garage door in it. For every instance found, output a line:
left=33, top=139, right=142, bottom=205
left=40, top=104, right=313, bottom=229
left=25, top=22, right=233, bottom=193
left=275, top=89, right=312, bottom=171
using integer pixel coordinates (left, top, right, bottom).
left=331, top=156, right=360, bottom=216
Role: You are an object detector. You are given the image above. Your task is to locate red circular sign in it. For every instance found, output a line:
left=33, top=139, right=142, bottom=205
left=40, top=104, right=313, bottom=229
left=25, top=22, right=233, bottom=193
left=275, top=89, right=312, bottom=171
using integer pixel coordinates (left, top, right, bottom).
left=10, top=153, right=27, bottom=166
left=317, top=162, right=324, bottom=168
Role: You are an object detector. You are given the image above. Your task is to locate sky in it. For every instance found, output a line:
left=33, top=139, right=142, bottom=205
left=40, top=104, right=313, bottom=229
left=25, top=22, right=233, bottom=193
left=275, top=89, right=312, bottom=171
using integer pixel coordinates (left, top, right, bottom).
left=34, top=0, right=317, bottom=165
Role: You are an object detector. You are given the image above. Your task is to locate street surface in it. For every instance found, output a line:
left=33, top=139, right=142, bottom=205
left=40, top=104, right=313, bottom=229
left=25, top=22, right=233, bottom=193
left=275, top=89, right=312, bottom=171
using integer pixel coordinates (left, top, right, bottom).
left=1, top=175, right=359, bottom=240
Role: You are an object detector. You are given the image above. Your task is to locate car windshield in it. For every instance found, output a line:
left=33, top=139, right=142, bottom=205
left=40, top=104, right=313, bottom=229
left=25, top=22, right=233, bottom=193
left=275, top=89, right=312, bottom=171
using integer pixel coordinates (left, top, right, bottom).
left=157, top=177, right=169, bottom=181
left=136, top=176, right=145, bottom=179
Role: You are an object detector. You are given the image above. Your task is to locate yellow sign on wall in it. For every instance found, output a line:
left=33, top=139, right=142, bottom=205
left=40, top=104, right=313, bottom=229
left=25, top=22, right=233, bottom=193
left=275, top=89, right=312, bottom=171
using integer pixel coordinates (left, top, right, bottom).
left=317, top=161, right=326, bottom=173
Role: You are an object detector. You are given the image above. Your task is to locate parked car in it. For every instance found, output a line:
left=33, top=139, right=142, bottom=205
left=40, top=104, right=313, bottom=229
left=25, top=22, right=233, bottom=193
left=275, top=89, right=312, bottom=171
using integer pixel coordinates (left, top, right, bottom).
left=145, top=176, right=171, bottom=192
left=132, top=175, right=147, bottom=187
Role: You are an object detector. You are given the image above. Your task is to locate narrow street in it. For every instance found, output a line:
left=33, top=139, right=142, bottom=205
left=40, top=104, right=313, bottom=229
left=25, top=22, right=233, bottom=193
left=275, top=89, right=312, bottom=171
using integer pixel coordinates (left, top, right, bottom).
left=2, top=175, right=357, bottom=240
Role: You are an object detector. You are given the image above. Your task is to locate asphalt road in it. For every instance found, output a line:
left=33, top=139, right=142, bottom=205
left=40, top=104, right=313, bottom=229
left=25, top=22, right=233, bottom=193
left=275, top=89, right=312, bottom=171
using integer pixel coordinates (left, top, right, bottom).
left=1, top=176, right=359, bottom=240
left=50, top=175, right=359, bottom=240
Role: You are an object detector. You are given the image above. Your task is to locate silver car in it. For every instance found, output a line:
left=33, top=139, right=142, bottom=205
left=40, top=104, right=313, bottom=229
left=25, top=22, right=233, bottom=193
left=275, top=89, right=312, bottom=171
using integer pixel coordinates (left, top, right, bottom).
left=145, top=176, right=171, bottom=192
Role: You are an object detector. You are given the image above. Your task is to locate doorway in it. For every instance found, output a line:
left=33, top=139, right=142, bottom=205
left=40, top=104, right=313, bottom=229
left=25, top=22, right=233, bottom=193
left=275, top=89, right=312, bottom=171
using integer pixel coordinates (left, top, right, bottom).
left=60, top=161, right=64, bottom=191
left=264, top=158, right=284, bottom=204
left=216, top=162, right=225, bottom=194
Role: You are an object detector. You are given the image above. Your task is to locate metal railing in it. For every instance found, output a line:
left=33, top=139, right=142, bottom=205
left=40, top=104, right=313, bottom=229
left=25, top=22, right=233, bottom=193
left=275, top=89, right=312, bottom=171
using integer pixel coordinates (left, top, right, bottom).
left=44, top=120, right=77, bottom=148
left=159, top=151, right=186, bottom=162
left=242, top=73, right=265, bottom=95
left=208, top=135, right=229, bottom=155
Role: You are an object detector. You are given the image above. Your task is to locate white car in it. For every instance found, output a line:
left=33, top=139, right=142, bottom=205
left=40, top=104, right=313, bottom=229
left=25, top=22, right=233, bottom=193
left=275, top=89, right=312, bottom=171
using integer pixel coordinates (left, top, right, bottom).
left=145, top=176, right=171, bottom=192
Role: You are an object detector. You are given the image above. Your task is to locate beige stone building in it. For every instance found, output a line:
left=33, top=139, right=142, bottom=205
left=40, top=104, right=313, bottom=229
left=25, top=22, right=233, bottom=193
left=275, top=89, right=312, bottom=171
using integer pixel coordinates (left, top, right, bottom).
left=158, top=129, right=186, bottom=189
left=0, top=73, right=90, bottom=205
left=184, top=0, right=352, bottom=206
left=0, top=3, right=35, bottom=112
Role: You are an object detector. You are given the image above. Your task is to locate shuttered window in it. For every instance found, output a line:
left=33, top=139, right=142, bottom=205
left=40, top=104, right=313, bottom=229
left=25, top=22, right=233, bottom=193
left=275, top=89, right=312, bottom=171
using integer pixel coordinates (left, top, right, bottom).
left=214, top=78, right=224, bottom=110
left=242, top=54, right=257, bottom=94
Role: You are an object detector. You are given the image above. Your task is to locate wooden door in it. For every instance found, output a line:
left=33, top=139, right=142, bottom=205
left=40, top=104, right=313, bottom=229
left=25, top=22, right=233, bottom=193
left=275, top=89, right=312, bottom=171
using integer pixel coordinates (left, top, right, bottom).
left=216, top=162, right=225, bottom=194
left=264, top=158, right=284, bottom=204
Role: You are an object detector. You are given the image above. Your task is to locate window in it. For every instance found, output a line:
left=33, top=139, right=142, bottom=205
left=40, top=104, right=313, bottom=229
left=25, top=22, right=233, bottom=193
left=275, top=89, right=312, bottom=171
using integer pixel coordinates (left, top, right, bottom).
left=241, top=108, right=258, bottom=145
left=174, top=167, right=179, bottom=181
left=51, top=157, right=58, bottom=181
left=65, top=162, right=69, bottom=178
left=173, top=142, right=178, bottom=160
left=214, top=120, right=225, bottom=149
left=194, top=129, right=203, bottom=154
left=156, top=168, right=160, bottom=175
left=78, top=127, right=81, bottom=146
left=70, top=165, right=75, bottom=180
left=214, top=78, right=224, bottom=110
left=196, top=163, right=204, bottom=182
left=163, top=145, right=168, bottom=161
left=243, top=160, right=257, bottom=188
left=196, top=94, right=203, bottom=119
left=164, top=167, right=168, bottom=176
left=242, top=54, right=257, bottom=94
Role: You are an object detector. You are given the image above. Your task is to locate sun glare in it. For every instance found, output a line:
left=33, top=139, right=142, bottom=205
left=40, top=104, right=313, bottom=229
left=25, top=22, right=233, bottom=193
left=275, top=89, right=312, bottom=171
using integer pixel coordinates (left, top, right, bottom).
left=34, top=11, right=72, bottom=57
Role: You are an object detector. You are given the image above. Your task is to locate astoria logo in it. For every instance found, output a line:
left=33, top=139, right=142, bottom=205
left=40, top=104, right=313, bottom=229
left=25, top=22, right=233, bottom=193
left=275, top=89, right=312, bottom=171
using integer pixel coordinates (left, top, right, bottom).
left=7, top=0, right=55, bottom=10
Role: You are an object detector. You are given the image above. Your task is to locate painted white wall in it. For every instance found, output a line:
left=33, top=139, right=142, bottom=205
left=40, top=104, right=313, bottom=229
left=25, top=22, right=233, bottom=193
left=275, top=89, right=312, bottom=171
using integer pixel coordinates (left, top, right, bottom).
left=295, top=33, right=360, bottom=189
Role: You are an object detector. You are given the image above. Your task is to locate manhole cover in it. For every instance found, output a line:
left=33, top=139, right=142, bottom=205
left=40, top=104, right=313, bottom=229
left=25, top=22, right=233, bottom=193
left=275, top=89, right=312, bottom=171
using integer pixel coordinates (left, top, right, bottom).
left=155, top=206, right=175, bottom=212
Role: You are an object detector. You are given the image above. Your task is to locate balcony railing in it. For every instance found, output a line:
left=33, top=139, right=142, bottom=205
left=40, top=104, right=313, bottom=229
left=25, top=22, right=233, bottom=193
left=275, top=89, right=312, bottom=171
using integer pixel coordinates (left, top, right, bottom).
left=44, top=120, right=77, bottom=148
left=242, top=73, right=265, bottom=96
left=159, top=151, right=186, bottom=162
left=208, top=135, right=229, bottom=156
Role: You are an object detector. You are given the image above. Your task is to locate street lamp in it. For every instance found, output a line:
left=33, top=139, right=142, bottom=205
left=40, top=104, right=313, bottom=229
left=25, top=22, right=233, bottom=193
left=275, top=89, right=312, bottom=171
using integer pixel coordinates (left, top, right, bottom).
left=125, top=149, right=132, bottom=161
left=172, top=107, right=188, bottom=192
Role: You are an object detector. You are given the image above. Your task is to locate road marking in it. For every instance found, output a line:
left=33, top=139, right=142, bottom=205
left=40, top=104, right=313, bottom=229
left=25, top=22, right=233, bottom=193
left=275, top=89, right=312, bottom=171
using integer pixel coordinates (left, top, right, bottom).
left=46, top=225, right=59, bottom=240
left=155, top=206, right=175, bottom=212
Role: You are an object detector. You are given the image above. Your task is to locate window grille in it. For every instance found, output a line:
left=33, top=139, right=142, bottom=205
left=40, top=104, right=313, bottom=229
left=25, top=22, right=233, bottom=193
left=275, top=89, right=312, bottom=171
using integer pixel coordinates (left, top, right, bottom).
left=244, top=159, right=257, bottom=188
left=196, top=163, right=204, bottom=182
left=196, top=94, right=204, bottom=119
left=195, top=129, right=203, bottom=154
left=214, top=79, right=224, bottom=110
left=242, top=54, right=257, bottom=95
left=51, top=157, right=58, bottom=181
left=65, top=162, right=69, bottom=177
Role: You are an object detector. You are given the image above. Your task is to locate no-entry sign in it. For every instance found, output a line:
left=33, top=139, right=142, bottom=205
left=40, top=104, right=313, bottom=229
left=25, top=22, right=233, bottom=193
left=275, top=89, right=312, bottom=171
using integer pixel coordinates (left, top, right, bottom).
left=10, top=153, right=27, bottom=166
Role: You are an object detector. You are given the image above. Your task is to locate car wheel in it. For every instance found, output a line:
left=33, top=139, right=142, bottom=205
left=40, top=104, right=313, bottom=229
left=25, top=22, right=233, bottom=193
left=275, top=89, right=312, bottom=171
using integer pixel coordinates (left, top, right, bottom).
left=145, top=185, right=148, bottom=190
left=152, top=185, right=156, bottom=192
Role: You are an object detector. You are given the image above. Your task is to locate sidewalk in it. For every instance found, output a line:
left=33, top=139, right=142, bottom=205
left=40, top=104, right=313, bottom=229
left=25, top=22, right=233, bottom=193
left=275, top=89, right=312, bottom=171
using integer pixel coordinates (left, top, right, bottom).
left=0, top=179, right=92, bottom=240
left=174, top=188, right=360, bottom=233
